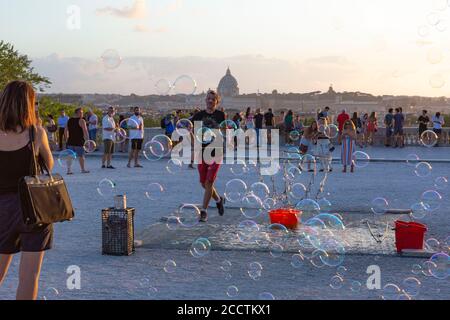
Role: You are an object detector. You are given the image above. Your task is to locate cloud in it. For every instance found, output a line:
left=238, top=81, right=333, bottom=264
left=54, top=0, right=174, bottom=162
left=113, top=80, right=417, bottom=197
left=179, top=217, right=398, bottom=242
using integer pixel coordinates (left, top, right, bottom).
left=96, top=0, right=148, bottom=19
left=133, top=24, right=150, bottom=33
left=305, top=56, right=353, bottom=66
left=133, top=25, right=168, bottom=33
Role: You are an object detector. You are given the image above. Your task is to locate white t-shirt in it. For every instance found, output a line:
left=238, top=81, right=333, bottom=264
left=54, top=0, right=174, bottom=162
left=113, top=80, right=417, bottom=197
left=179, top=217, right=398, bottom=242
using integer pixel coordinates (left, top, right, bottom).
left=88, top=114, right=98, bottom=131
left=128, top=115, right=144, bottom=140
left=102, top=115, right=116, bottom=141
left=432, top=116, right=444, bottom=130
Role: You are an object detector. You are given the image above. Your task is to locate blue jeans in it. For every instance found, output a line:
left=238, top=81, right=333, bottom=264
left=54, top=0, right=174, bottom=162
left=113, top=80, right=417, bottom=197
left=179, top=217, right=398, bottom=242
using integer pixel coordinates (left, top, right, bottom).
left=89, top=129, right=97, bottom=141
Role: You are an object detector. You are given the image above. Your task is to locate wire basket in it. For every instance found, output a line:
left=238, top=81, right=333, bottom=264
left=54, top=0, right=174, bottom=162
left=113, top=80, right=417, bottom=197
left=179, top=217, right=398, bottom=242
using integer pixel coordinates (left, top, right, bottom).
left=102, top=208, right=135, bottom=256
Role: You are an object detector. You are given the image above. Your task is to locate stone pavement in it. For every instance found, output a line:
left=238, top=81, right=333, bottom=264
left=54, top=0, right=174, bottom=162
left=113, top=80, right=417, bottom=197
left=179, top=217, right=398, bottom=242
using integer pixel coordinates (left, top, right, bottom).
left=0, top=146, right=448, bottom=300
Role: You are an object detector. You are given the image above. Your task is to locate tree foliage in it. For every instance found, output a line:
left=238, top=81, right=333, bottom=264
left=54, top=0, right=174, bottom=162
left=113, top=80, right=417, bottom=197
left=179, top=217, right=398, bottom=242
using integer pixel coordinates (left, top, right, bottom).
left=0, top=40, right=51, bottom=91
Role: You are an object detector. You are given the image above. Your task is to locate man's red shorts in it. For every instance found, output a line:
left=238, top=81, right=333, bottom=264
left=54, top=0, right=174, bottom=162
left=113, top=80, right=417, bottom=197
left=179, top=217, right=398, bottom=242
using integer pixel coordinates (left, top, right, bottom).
left=198, top=163, right=221, bottom=184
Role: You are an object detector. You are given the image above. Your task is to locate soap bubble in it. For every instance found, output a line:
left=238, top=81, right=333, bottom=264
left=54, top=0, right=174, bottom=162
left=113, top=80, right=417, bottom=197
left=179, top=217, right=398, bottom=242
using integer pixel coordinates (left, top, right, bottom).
left=429, top=73, right=446, bottom=88
left=166, top=216, right=180, bottom=231
left=220, top=260, right=232, bottom=272
left=381, top=283, right=401, bottom=300
left=291, top=254, right=306, bottom=269
left=265, top=223, right=289, bottom=244
left=42, top=287, right=60, bottom=300
left=237, top=220, right=260, bottom=244
left=269, top=243, right=284, bottom=258
left=434, top=177, right=448, bottom=190
left=371, top=197, right=389, bottom=215
left=421, top=190, right=442, bottom=212
left=58, top=149, right=77, bottom=168
left=429, top=253, right=449, bottom=280
left=427, top=47, right=444, bottom=64
left=176, top=204, right=201, bottom=228
left=329, top=275, right=344, bottom=289
left=145, top=183, right=164, bottom=201
left=143, top=140, right=165, bottom=161
left=225, top=179, right=247, bottom=203
left=176, top=119, right=193, bottom=136
left=240, top=193, right=264, bottom=219
left=258, top=292, right=275, bottom=300
left=325, top=124, right=339, bottom=139
left=248, top=262, right=263, bottom=280
left=155, top=79, right=172, bottom=95
left=350, top=281, right=362, bottom=293
left=402, top=277, right=421, bottom=297
left=289, top=183, right=307, bottom=200
left=425, top=238, right=441, bottom=252
left=226, top=286, right=239, bottom=298
left=113, top=128, right=127, bottom=144
left=173, top=75, right=197, bottom=95
left=352, top=151, right=370, bottom=168
left=420, top=130, right=439, bottom=147
left=230, top=160, right=248, bottom=176
left=163, top=260, right=177, bottom=273
left=337, top=266, right=347, bottom=277
left=289, top=130, right=301, bottom=141
left=415, top=162, right=433, bottom=178
left=101, top=49, right=122, bottom=69
left=406, top=154, right=420, bottom=167
left=296, top=199, right=321, bottom=221
left=151, top=135, right=173, bottom=156
left=250, top=182, right=270, bottom=201
left=410, top=202, right=429, bottom=220
left=317, top=198, right=332, bottom=212
left=97, top=178, right=116, bottom=197
left=166, top=159, right=183, bottom=174
left=83, top=140, right=97, bottom=153
left=190, top=238, right=211, bottom=258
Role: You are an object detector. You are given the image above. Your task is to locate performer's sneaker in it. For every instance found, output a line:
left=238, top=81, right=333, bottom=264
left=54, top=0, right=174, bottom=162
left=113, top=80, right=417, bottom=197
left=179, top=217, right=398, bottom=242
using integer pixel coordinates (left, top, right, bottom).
left=199, top=210, right=208, bottom=223
left=217, top=197, right=225, bottom=216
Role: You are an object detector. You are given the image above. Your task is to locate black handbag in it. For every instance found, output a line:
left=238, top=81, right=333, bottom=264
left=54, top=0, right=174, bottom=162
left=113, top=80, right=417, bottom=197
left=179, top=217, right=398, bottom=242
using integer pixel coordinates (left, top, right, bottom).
left=18, top=126, right=75, bottom=226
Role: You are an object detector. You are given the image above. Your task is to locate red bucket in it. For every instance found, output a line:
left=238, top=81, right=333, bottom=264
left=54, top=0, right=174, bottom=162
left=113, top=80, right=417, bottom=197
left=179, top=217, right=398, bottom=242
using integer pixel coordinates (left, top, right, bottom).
left=269, top=209, right=302, bottom=230
left=395, top=221, right=427, bottom=253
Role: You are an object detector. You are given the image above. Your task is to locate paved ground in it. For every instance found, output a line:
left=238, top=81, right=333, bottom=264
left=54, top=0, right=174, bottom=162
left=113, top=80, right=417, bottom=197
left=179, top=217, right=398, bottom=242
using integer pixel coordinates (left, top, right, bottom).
left=0, top=145, right=448, bottom=300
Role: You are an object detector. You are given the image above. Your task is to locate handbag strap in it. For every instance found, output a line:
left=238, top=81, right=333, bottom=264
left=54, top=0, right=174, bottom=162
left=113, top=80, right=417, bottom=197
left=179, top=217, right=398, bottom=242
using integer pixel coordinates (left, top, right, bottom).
left=29, top=126, right=52, bottom=178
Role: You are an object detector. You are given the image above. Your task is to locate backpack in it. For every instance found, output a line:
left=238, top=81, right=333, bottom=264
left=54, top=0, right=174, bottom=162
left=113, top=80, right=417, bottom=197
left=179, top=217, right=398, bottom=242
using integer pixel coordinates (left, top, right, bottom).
left=160, top=117, right=166, bottom=129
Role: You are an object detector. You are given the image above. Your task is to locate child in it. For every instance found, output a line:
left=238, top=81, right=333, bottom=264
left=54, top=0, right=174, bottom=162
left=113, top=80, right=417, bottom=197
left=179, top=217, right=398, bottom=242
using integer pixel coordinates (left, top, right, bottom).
left=299, top=121, right=318, bottom=172
left=341, top=120, right=357, bottom=173
left=316, top=117, right=333, bottom=172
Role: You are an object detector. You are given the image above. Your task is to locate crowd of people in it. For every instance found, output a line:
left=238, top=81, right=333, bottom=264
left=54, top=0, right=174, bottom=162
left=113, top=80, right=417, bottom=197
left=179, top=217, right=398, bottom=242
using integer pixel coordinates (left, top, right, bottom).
left=41, top=102, right=447, bottom=176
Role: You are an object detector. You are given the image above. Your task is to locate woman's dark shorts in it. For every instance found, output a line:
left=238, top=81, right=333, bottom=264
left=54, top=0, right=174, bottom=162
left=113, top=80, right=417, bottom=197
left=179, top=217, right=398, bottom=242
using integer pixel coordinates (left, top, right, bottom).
left=0, top=193, right=53, bottom=254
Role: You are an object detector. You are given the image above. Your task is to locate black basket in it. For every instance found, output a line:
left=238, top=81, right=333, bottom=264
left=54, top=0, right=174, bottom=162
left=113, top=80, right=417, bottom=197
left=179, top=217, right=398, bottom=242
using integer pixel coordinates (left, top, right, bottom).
left=102, top=208, right=135, bottom=256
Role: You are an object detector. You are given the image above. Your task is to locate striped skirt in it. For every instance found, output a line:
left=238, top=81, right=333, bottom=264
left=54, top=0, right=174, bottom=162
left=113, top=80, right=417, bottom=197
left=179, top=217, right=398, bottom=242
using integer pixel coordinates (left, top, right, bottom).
left=341, top=136, right=355, bottom=166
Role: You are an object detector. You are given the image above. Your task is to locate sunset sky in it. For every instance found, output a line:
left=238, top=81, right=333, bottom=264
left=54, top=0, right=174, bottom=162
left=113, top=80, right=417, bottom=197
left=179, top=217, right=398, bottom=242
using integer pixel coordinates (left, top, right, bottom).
left=1, top=0, right=450, bottom=96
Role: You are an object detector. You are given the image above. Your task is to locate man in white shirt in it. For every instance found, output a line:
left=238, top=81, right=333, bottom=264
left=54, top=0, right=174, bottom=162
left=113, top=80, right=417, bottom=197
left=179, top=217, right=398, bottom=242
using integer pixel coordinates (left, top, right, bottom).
left=57, top=110, right=70, bottom=151
left=87, top=109, right=98, bottom=144
left=432, top=112, right=445, bottom=147
left=127, top=107, right=145, bottom=168
left=102, top=106, right=117, bottom=169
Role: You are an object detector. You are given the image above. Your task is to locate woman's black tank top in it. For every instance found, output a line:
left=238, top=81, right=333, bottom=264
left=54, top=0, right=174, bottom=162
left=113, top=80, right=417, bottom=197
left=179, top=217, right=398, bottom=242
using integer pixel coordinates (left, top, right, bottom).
left=0, top=139, right=33, bottom=194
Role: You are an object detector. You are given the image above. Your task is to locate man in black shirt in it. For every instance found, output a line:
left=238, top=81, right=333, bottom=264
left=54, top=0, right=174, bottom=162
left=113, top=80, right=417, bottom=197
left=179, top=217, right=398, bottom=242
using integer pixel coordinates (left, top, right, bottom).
left=191, top=90, right=226, bottom=222
left=264, top=108, right=275, bottom=144
left=418, top=110, right=430, bottom=137
left=254, top=108, right=264, bottom=147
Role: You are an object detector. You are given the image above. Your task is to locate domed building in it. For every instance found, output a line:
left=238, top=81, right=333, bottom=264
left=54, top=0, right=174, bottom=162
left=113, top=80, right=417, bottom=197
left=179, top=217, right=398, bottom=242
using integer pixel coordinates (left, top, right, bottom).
left=217, top=67, right=239, bottom=97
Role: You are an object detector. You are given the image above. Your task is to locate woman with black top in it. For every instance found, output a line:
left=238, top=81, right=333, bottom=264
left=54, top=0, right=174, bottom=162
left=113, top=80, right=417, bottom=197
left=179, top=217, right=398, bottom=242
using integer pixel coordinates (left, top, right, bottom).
left=65, top=108, right=90, bottom=175
left=0, top=81, right=54, bottom=300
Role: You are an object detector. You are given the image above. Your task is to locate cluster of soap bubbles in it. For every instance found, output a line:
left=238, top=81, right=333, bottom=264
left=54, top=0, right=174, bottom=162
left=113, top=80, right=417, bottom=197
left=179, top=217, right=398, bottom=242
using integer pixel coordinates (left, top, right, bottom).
left=155, top=76, right=197, bottom=95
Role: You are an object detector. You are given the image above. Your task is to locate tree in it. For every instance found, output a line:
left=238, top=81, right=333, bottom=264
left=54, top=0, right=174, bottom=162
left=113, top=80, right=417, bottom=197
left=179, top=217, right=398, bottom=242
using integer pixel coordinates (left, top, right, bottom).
left=0, top=40, right=51, bottom=91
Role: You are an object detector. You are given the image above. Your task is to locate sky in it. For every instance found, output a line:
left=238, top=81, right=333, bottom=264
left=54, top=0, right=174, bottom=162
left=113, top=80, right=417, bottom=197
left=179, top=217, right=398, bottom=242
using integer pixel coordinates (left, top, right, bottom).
left=1, top=0, right=450, bottom=96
